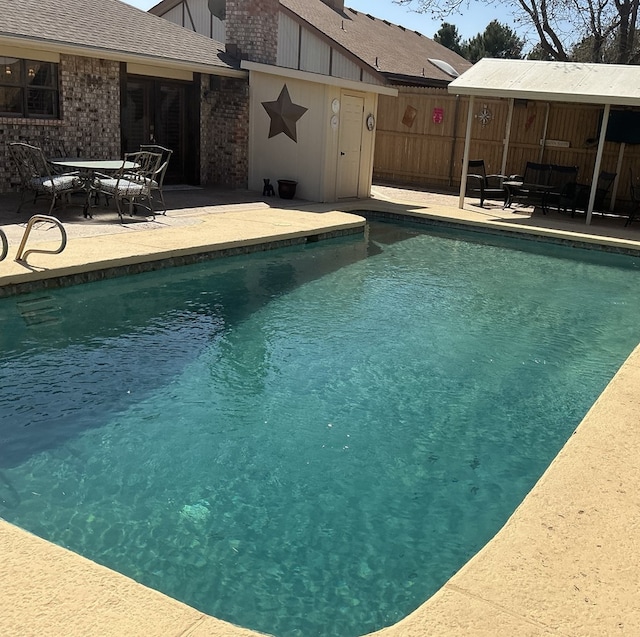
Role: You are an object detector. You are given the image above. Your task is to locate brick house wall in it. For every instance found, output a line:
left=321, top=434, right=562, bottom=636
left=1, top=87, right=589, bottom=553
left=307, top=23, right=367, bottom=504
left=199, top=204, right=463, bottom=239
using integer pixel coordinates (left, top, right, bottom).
left=200, top=74, right=250, bottom=188
left=61, top=57, right=121, bottom=161
left=1, top=54, right=121, bottom=193
left=2, top=51, right=249, bottom=193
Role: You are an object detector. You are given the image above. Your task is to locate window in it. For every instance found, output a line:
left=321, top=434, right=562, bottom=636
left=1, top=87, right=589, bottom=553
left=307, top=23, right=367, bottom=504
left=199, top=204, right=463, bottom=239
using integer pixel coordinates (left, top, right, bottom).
left=0, top=57, right=59, bottom=118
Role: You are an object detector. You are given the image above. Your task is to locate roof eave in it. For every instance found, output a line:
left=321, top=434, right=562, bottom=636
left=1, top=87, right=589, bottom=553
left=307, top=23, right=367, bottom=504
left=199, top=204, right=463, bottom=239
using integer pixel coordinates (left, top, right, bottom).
left=383, top=72, right=451, bottom=88
left=0, top=34, right=246, bottom=78
left=148, top=0, right=183, bottom=16
left=242, top=60, right=398, bottom=96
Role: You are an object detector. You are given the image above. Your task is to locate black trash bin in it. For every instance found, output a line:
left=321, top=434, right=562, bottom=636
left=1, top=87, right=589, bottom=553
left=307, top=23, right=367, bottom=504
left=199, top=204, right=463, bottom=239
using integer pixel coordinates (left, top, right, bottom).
left=278, top=179, right=297, bottom=199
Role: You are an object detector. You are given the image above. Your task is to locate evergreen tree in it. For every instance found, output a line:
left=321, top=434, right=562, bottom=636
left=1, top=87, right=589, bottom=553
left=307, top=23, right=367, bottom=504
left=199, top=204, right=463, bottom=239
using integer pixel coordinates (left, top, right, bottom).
left=434, top=22, right=464, bottom=56
left=463, top=20, right=525, bottom=62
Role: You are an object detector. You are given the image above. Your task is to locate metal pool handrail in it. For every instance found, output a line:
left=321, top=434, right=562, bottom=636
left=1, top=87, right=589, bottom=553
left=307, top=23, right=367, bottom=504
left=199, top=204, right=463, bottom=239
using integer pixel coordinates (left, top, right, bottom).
left=15, top=215, right=67, bottom=264
left=0, top=228, right=7, bottom=262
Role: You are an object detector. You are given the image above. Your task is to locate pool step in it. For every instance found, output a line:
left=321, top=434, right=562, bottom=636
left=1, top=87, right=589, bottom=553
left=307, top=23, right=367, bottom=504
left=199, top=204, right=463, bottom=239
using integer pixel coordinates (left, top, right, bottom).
left=16, top=296, right=62, bottom=326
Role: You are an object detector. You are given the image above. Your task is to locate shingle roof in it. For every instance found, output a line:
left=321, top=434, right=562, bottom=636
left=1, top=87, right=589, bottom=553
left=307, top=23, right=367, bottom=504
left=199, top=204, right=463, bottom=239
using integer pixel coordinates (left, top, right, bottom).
left=0, top=0, right=240, bottom=73
left=280, top=0, right=471, bottom=85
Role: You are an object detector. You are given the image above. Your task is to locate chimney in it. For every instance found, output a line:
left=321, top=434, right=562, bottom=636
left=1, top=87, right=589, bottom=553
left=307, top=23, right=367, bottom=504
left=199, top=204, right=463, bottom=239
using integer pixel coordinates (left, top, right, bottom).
left=225, top=0, right=279, bottom=65
left=321, top=0, right=345, bottom=11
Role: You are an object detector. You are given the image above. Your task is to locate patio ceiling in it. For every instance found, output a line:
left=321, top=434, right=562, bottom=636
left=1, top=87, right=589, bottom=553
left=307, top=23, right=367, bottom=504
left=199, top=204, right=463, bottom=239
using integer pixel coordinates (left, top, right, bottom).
left=448, top=59, right=640, bottom=223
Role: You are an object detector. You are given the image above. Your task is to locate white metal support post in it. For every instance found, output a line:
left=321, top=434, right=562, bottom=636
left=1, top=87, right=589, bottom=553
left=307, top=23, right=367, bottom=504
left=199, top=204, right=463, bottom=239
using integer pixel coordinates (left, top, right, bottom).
left=458, top=95, right=475, bottom=209
left=501, top=98, right=514, bottom=178
left=587, top=103, right=611, bottom=225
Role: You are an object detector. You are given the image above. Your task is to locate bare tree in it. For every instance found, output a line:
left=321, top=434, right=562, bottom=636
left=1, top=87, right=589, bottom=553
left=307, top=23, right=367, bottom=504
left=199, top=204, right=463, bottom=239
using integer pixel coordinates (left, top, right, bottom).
left=615, top=0, right=640, bottom=62
left=568, top=0, right=635, bottom=61
left=395, top=0, right=639, bottom=62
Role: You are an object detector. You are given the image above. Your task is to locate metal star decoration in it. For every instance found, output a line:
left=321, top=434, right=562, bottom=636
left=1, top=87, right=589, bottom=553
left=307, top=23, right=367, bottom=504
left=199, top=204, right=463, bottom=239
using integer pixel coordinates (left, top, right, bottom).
left=261, top=84, right=308, bottom=143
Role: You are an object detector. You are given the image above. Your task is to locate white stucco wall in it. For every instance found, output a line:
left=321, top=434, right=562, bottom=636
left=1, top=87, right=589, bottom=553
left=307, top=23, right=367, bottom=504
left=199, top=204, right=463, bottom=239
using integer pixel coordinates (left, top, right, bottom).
left=248, top=70, right=379, bottom=203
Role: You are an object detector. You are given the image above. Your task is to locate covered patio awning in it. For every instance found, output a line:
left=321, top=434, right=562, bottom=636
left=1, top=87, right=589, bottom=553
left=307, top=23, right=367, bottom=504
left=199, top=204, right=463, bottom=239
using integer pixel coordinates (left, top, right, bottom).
left=448, top=59, right=640, bottom=223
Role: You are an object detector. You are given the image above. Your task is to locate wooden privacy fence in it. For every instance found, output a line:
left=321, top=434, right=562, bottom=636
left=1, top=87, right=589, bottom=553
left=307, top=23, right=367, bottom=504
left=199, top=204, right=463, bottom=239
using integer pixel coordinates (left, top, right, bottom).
left=374, top=85, right=640, bottom=212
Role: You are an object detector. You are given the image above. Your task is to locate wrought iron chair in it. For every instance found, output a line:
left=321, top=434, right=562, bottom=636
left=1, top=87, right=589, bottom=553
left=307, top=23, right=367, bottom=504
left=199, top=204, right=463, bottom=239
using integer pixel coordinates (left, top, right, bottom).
left=9, top=142, right=81, bottom=215
left=92, top=151, right=162, bottom=220
left=41, top=137, right=73, bottom=176
left=465, top=159, right=507, bottom=207
left=41, top=137, right=69, bottom=160
left=139, top=144, right=173, bottom=214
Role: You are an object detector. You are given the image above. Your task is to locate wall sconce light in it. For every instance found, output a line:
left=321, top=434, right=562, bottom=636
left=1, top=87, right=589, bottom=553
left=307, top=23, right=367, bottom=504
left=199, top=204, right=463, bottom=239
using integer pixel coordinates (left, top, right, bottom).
left=28, top=67, right=35, bottom=78
left=4, top=66, right=11, bottom=76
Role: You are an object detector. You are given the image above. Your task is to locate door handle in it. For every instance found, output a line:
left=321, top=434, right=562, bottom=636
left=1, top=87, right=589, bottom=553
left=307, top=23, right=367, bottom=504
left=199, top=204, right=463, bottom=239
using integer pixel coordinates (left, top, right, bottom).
left=340, top=151, right=345, bottom=156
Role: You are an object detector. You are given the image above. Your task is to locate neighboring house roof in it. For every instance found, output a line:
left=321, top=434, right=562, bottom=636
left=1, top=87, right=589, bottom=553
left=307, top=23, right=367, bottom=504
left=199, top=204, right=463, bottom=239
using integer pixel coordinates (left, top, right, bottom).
left=149, top=0, right=184, bottom=14
left=281, top=0, right=472, bottom=86
left=0, top=0, right=241, bottom=75
left=449, top=58, right=640, bottom=107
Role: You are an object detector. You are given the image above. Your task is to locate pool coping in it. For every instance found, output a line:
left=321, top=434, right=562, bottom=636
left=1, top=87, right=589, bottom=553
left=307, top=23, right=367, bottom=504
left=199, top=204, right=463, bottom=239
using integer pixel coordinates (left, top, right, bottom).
left=0, top=206, right=366, bottom=297
left=2, top=192, right=640, bottom=636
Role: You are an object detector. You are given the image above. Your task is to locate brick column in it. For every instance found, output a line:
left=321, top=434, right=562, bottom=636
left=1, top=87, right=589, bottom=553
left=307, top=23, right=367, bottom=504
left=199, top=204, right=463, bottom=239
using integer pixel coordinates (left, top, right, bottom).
left=200, top=75, right=249, bottom=188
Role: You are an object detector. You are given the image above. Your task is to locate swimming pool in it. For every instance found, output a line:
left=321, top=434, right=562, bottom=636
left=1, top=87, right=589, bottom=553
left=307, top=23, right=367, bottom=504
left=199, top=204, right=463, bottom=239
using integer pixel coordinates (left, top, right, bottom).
left=1, top=220, right=639, bottom=637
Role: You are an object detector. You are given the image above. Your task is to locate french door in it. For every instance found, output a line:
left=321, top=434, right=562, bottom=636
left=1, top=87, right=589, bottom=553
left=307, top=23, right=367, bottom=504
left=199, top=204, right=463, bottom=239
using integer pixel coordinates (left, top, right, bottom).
left=121, top=75, right=200, bottom=185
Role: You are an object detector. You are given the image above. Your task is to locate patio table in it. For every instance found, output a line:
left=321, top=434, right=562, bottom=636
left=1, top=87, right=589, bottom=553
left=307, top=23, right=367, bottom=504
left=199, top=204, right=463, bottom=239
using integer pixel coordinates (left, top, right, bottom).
left=503, top=180, right=553, bottom=211
left=503, top=180, right=522, bottom=209
left=50, top=159, right=139, bottom=217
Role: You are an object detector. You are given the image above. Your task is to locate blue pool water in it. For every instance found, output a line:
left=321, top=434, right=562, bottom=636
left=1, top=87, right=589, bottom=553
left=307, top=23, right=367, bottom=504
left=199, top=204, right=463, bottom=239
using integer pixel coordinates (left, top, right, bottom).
left=1, top=221, right=639, bottom=636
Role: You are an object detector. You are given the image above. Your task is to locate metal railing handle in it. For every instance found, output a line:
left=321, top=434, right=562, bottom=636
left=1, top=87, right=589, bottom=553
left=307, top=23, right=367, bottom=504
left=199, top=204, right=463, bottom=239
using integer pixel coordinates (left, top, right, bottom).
left=15, top=215, right=67, bottom=263
left=0, top=229, right=7, bottom=262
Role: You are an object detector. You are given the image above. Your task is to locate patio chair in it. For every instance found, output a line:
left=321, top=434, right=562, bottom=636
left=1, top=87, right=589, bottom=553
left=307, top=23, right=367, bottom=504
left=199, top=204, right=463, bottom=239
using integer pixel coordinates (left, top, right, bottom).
left=41, top=137, right=69, bottom=160
left=465, top=159, right=507, bottom=207
left=9, top=142, right=81, bottom=215
left=545, top=164, right=578, bottom=214
left=566, top=170, right=616, bottom=218
left=139, top=144, right=173, bottom=214
left=92, top=151, right=162, bottom=220
left=505, top=162, right=551, bottom=210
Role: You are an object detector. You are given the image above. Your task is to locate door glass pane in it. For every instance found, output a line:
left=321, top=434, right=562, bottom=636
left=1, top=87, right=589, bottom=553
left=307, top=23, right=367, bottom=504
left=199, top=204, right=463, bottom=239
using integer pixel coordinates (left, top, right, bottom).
left=123, top=81, right=147, bottom=152
left=157, top=85, right=183, bottom=181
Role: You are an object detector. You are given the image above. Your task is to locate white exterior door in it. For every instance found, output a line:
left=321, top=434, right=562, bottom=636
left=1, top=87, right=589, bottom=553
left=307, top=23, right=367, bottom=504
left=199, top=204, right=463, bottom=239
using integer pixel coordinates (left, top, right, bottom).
left=337, top=94, right=364, bottom=199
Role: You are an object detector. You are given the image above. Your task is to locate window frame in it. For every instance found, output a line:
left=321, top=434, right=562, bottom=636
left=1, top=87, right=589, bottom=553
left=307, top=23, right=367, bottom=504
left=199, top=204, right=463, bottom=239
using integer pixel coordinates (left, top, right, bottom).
left=0, top=57, right=60, bottom=119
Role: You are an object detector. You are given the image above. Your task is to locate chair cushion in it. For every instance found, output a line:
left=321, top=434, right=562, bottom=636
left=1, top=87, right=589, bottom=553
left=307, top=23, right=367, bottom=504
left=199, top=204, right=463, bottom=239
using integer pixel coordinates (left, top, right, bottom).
left=123, top=174, right=158, bottom=189
left=30, top=174, right=79, bottom=193
left=98, top=178, right=146, bottom=197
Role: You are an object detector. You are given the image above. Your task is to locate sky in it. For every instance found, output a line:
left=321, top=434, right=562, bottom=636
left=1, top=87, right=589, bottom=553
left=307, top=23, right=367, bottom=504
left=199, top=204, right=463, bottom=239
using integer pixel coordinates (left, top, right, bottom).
left=123, top=0, right=522, bottom=42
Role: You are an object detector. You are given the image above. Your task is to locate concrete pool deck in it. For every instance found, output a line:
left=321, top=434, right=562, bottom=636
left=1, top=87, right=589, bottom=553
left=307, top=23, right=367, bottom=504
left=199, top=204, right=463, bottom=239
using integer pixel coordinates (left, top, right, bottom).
left=1, top=185, right=639, bottom=636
